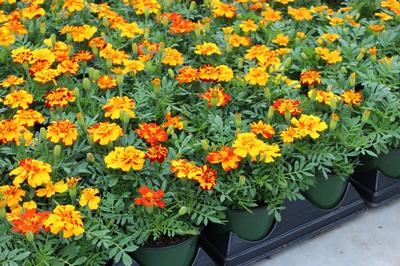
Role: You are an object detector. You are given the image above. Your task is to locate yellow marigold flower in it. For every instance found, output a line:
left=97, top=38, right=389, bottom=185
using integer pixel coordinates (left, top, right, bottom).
left=341, top=90, right=362, bottom=106
left=194, top=42, right=222, bottom=56
left=329, top=17, right=344, bottom=26
left=232, top=132, right=265, bottom=160
left=275, top=0, right=295, bottom=4
left=212, top=2, right=236, bottom=18
left=46, top=120, right=78, bottom=146
left=161, top=48, right=184, bottom=66
left=66, top=177, right=81, bottom=188
left=0, top=27, right=15, bottom=47
left=104, top=146, right=145, bottom=172
left=239, top=19, right=258, bottom=33
left=23, top=200, right=37, bottom=210
left=45, top=88, right=76, bottom=108
left=123, top=59, right=145, bottom=74
left=0, top=75, right=25, bottom=88
left=250, top=121, right=275, bottom=139
left=79, top=188, right=101, bottom=210
left=319, top=33, right=340, bottom=43
left=0, top=119, right=33, bottom=146
left=272, top=34, right=289, bottom=46
left=21, top=2, right=46, bottom=18
left=288, top=6, right=313, bottom=21
left=280, top=126, right=301, bottom=143
left=261, top=7, right=282, bottom=22
left=87, top=122, right=123, bottom=145
left=375, top=12, right=392, bottom=21
left=30, top=48, right=55, bottom=65
left=10, top=158, right=52, bottom=188
left=245, top=67, right=269, bottom=86
left=291, top=114, right=328, bottom=139
left=11, top=47, right=33, bottom=64
left=33, top=69, right=59, bottom=84
left=62, top=0, right=85, bottom=12
left=229, top=34, right=251, bottom=47
left=44, top=205, right=84, bottom=238
left=118, top=22, right=144, bottom=38
left=98, top=75, right=117, bottom=90
left=259, top=143, right=281, bottom=163
left=59, top=25, right=97, bottom=42
left=13, top=109, right=45, bottom=127
left=296, top=32, right=306, bottom=39
left=36, top=180, right=68, bottom=198
left=102, top=96, right=135, bottom=120
left=315, top=47, right=342, bottom=64
left=3, top=90, right=33, bottom=109
left=0, top=185, right=25, bottom=208
left=170, top=159, right=198, bottom=179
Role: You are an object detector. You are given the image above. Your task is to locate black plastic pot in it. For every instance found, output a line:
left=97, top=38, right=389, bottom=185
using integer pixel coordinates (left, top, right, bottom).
left=351, top=149, right=400, bottom=206
left=201, top=183, right=364, bottom=266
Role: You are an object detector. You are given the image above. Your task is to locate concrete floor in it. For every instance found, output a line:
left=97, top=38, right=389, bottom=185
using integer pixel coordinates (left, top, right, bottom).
left=256, top=199, right=400, bottom=266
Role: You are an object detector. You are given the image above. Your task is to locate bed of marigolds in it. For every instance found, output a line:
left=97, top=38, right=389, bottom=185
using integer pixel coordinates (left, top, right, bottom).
left=0, top=0, right=400, bottom=265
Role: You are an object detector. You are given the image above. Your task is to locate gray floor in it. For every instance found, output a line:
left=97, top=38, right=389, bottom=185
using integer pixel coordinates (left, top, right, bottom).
left=256, top=199, right=400, bottom=266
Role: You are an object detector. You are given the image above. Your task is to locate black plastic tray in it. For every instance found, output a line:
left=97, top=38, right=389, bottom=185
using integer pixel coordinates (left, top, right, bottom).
left=351, top=169, right=400, bottom=207
left=111, top=247, right=216, bottom=266
left=201, top=183, right=365, bottom=266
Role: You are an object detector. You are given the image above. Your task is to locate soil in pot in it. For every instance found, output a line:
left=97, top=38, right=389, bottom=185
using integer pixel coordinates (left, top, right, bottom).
left=133, top=235, right=199, bottom=266
left=304, top=175, right=348, bottom=209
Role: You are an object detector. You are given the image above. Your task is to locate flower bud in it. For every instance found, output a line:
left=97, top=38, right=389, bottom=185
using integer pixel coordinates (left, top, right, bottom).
left=349, top=72, right=356, bottom=87
left=40, top=22, right=46, bottom=35
left=267, top=106, right=275, bottom=122
left=167, top=125, right=174, bottom=135
left=162, top=16, right=169, bottom=27
left=329, top=98, right=337, bottom=111
left=144, top=27, right=150, bottom=40
left=66, top=33, right=72, bottom=43
left=361, top=109, right=371, bottom=124
left=26, top=231, right=34, bottom=242
left=87, top=134, right=95, bottom=145
left=102, top=17, right=109, bottom=28
left=211, top=96, right=218, bottom=107
left=239, top=175, right=246, bottom=185
left=178, top=206, right=188, bottom=215
left=53, top=145, right=62, bottom=158
left=145, top=7, right=150, bottom=20
left=340, top=66, right=347, bottom=74
left=50, top=33, right=57, bottom=48
left=284, top=111, right=291, bottom=123
left=40, top=127, right=47, bottom=140
left=131, top=43, right=138, bottom=55
left=158, top=42, right=165, bottom=54
left=106, top=58, right=113, bottom=69
left=168, top=69, right=175, bottom=79
left=82, top=78, right=91, bottom=91
left=237, top=58, right=243, bottom=68
left=73, top=87, right=80, bottom=98
left=235, top=112, right=241, bottom=127
left=116, top=74, right=124, bottom=87
left=195, top=24, right=201, bottom=39
left=357, top=48, right=366, bottom=61
left=91, top=45, right=98, bottom=57
left=201, top=139, right=209, bottom=151
left=263, top=87, right=271, bottom=101
left=284, top=57, right=292, bottom=68
left=76, top=112, right=86, bottom=129
left=120, top=110, right=130, bottom=125
left=86, top=153, right=95, bottom=162
left=329, top=113, right=340, bottom=131
left=301, top=52, right=307, bottom=60
left=68, top=44, right=74, bottom=58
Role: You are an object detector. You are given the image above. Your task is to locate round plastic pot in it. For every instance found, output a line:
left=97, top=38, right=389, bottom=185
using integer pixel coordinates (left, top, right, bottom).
left=133, top=235, right=199, bottom=266
left=361, top=150, right=400, bottom=179
left=304, top=175, right=349, bottom=209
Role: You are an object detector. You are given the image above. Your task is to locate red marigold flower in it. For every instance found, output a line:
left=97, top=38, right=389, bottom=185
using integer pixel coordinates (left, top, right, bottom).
left=11, top=208, right=50, bottom=236
left=134, top=186, right=166, bottom=208
left=146, top=143, right=169, bottom=163
left=206, top=146, right=242, bottom=172
left=272, top=99, right=302, bottom=116
left=188, top=165, right=218, bottom=190
left=135, top=123, right=168, bottom=144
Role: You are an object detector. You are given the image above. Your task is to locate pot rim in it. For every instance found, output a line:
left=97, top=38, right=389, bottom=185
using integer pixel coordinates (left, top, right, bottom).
left=138, top=235, right=199, bottom=252
left=227, top=206, right=269, bottom=214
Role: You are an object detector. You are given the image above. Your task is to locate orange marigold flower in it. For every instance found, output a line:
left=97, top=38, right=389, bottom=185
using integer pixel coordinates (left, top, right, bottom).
left=194, top=42, right=222, bottom=56
left=245, top=67, right=269, bottom=86
left=212, top=2, right=236, bottom=18
left=10, top=158, right=52, bottom=188
left=161, top=47, right=184, bottom=66
left=229, top=34, right=251, bottom=48
left=102, top=96, right=135, bottom=119
left=272, top=34, right=289, bottom=46
left=308, top=89, right=339, bottom=105
left=341, top=90, right=362, bottom=106
left=3, top=90, right=33, bottom=109
left=250, top=121, right=275, bottom=139
left=13, top=109, right=45, bottom=127
left=135, top=123, right=168, bottom=144
left=170, top=159, right=197, bottom=178
left=57, top=59, right=79, bottom=75
left=206, top=146, right=242, bottom=172
left=46, top=120, right=78, bottom=146
left=134, top=186, right=166, bottom=208
left=300, top=69, right=322, bottom=86
left=288, top=6, right=313, bottom=21
left=87, top=122, right=123, bottom=145
left=36, top=180, right=68, bottom=198
left=188, top=165, right=218, bottom=190
left=146, top=143, right=169, bottom=163
left=98, top=75, right=117, bottom=90
left=72, top=50, right=94, bottom=62
left=262, top=7, right=282, bottom=22
left=45, top=88, right=76, bottom=108
left=176, top=66, right=198, bottom=83
left=169, top=19, right=197, bottom=34
left=88, top=37, right=107, bottom=49
left=162, top=112, right=184, bottom=130
left=291, top=114, right=328, bottom=139
left=0, top=185, right=25, bottom=208
left=59, top=25, right=97, bottom=42
left=62, top=0, right=85, bottom=12
left=272, top=99, right=302, bottom=115
left=43, top=205, right=84, bottom=238
left=199, top=87, right=231, bottom=107
left=239, top=19, right=258, bottom=33
left=0, top=75, right=25, bottom=88
left=104, top=146, right=145, bottom=171
left=79, top=188, right=101, bottom=210
left=33, top=69, right=59, bottom=84
left=0, top=119, right=33, bottom=146
left=198, top=64, right=219, bottom=82
left=368, top=24, right=385, bottom=32
left=11, top=208, right=50, bottom=236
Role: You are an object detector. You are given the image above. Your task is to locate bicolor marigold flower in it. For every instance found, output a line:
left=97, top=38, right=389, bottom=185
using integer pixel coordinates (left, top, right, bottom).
left=188, top=165, right=218, bottom=190
left=169, top=19, right=197, bottom=34
left=87, top=122, right=123, bottom=145
left=57, top=59, right=80, bottom=75
left=245, top=67, right=269, bottom=86
left=12, top=208, right=50, bottom=236
left=170, top=159, right=198, bottom=178
left=102, top=96, right=135, bottom=120
left=232, top=133, right=265, bottom=160
left=291, top=114, right=328, bottom=139
left=79, top=188, right=101, bottom=210
left=272, top=99, right=302, bottom=116
left=3, top=90, right=33, bottom=109
left=162, top=112, right=184, bottom=130
left=300, top=70, right=322, bottom=86
left=0, top=185, right=25, bottom=208
left=44, top=205, right=84, bottom=238
left=46, top=120, right=78, bottom=146
left=0, top=119, right=33, bottom=145
left=206, top=146, right=242, bottom=172
left=33, top=69, right=60, bottom=84
left=13, top=109, right=45, bottom=127
left=146, top=143, right=168, bottom=163
left=45, top=88, right=76, bottom=108
left=161, top=47, right=184, bottom=66
left=194, top=42, right=222, bottom=56
left=36, top=180, right=68, bottom=198
left=135, top=123, right=167, bottom=144
left=134, top=186, right=166, bottom=208
left=98, top=75, right=117, bottom=90
left=250, top=121, right=275, bottom=139
left=59, top=25, right=97, bottom=42
left=10, top=158, right=52, bottom=188
left=199, top=87, right=231, bottom=107
left=341, top=90, right=362, bottom=106
left=104, top=146, right=145, bottom=172
left=176, top=66, right=198, bottom=83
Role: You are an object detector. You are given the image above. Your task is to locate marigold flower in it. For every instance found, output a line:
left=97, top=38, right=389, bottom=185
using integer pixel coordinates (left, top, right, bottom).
left=170, top=159, right=198, bottom=178
left=162, top=112, right=184, bottom=130
left=300, top=69, right=322, bottom=86
left=308, top=89, right=339, bottom=105
left=59, top=25, right=97, bottom=42
left=280, top=126, right=301, bottom=143
left=0, top=119, right=33, bottom=145
left=45, top=88, right=76, bottom=108
left=194, top=42, right=222, bottom=56
left=46, top=120, right=78, bottom=146
left=135, top=123, right=167, bottom=144
left=0, top=185, right=25, bottom=208
left=288, top=6, right=313, bottom=21
left=239, top=19, right=258, bottom=33
left=169, top=19, right=197, bottom=34
left=232, top=133, right=265, bottom=160
left=318, top=33, right=340, bottom=43
left=176, top=66, right=198, bottom=83
left=44, top=205, right=84, bottom=238
left=216, top=65, right=234, bottom=82
left=79, top=188, right=101, bottom=210
left=11, top=208, right=50, bottom=236
left=3, top=90, right=33, bottom=109
left=0, top=75, right=25, bottom=88
left=188, top=165, right=218, bottom=190
left=250, top=121, right=275, bottom=139
left=104, top=146, right=145, bottom=172
left=66, top=177, right=81, bottom=188
left=146, top=143, right=169, bottom=163
left=33, top=69, right=59, bottom=84
left=262, top=7, right=282, bottom=22
left=134, top=186, right=165, bottom=208
left=229, top=34, right=251, bottom=47
left=368, top=24, right=385, bottom=32
left=72, top=50, right=94, bottom=62
left=10, top=158, right=52, bottom=188
left=36, top=180, right=68, bottom=198
left=102, top=96, right=135, bottom=119
left=57, top=59, right=80, bottom=75
left=11, top=47, right=33, bottom=64
left=375, top=12, right=392, bottom=21
left=206, top=146, right=242, bottom=172
left=87, top=122, right=123, bottom=145
left=341, top=90, right=362, bottom=106
left=272, top=34, right=289, bottom=46
left=62, top=0, right=85, bottom=12
left=13, top=109, right=45, bottom=127
left=212, top=2, right=236, bottom=18
left=98, top=75, right=117, bottom=90
left=258, top=143, right=281, bottom=163
left=272, top=99, right=302, bottom=115
left=291, top=114, right=328, bottom=139
left=245, top=67, right=269, bottom=86
left=199, top=87, right=231, bottom=107
left=161, top=48, right=184, bottom=66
